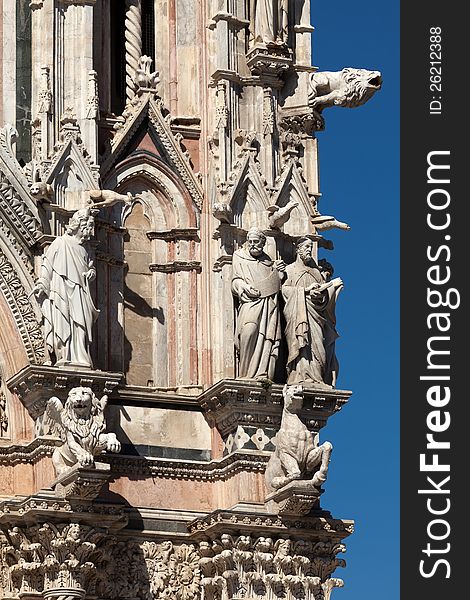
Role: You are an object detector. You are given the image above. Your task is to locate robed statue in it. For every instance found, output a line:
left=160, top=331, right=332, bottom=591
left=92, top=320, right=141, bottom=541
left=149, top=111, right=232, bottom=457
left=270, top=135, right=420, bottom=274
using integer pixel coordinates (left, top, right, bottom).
left=282, top=236, right=343, bottom=387
left=32, top=207, right=100, bottom=368
left=249, top=0, right=289, bottom=46
left=232, top=227, right=285, bottom=380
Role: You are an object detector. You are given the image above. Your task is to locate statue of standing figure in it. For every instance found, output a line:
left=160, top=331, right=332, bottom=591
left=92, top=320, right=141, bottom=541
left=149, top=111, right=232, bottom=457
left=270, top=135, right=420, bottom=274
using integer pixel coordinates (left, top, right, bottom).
left=282, top=236, right=343, bottom=387
left=32, top=207, right=100, bottom=369
left=231, top=227, right=285, bottom=380
left=250, top=0, right=289, bottom=46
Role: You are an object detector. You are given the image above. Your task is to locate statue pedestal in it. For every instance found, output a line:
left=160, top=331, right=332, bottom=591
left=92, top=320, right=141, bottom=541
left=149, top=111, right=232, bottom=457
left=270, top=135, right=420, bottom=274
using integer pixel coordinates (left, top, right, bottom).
left=199, top=378, right=351, bottom=457
left=265, top=479, right=323, bottom=515
left=52, top=461, right=111, bottom=500
left=246, top=43, right=293, bottom=82
left=6, top=364, right=123, bottom=421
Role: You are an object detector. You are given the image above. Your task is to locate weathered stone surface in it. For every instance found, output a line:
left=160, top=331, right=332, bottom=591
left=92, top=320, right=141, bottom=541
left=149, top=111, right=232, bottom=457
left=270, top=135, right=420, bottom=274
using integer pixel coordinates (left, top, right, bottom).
left=0, top=3, right=380, bottom=598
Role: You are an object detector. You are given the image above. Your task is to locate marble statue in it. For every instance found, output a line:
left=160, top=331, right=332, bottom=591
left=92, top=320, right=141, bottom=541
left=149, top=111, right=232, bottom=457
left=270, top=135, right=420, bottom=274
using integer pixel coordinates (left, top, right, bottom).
left=308, top=68, right=382, bottom=111
left=32, top=207, right=100, bottom=368
left=43, top=387, right=121, bottom=477
left=265, top=384, right=333, bottom=492
left=250, top=0, right=289, bottom=46
left=282, top=236, right=343, bottom=387
left=231, top=227, right=285, bottom=380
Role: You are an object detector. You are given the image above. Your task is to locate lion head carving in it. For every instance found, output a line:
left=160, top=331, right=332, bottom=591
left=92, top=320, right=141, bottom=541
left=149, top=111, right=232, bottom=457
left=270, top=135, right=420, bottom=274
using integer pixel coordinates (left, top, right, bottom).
left=44, top=386, right=121, bottom=477
left=308, top=68, right=382, bottom=111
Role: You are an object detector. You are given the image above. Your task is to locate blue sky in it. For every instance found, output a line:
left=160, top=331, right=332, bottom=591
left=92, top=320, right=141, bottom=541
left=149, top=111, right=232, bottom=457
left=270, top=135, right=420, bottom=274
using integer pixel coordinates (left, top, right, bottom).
left=310, top=2, right=400, bottom=599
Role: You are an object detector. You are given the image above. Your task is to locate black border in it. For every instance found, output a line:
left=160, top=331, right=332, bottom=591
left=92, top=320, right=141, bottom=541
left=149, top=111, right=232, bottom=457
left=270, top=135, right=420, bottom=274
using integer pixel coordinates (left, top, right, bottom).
left=400, top=5, right=467, bottom=597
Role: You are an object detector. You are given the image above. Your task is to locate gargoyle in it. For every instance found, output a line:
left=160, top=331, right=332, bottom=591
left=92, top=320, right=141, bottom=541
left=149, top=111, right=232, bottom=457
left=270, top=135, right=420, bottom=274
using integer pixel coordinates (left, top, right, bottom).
left=311, top=214, right=350, bottom=232
left=212, top=202, right=233, bottom=224
left=308, top=68, right=382, bottom=111
left=43, top=386, right=121, bottom=477
left=88, top=189, right=133, bottom=209
left=30, top=181, right=53, bottom=202
left=267, top=199, right=299, bottom=229
left=265, top=384, right=332, bottom=492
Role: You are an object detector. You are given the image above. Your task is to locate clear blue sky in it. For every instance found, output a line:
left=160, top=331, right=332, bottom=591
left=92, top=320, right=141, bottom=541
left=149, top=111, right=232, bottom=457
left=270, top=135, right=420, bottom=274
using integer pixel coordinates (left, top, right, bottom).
left=310, top=2, right=400, bottom=600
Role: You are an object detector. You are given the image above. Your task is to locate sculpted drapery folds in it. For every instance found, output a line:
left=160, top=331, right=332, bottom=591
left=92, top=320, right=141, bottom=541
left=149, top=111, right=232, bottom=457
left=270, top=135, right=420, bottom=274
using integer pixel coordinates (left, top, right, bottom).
left=231, top=228, right=285, bottom=380
left=32, top=208, right=100, bottom=368
left=282, top=237, right=343, bottom=387
left=250, top=0, right=289, bottom=46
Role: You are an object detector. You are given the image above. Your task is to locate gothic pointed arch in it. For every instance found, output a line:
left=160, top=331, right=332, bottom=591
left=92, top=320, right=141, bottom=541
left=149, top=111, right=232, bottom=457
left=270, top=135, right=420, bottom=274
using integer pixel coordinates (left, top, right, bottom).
left=97, top=152, right=200, bottom=388
left=271, top=160, right=316, bottom=236
left=229, top=154, right=271, bottom=230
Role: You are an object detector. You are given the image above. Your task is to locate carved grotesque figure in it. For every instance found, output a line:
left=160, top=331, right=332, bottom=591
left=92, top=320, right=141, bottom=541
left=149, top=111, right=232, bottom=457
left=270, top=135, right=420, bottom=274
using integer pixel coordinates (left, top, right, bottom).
left=32, top=207, right=99, bottom=368
left=308, top=68, right=382, bottom=111
left=43, top=386, right=121, bottom=477
left=282, top=236, right=343, bottom=387
left=231, top=227, right=285, bottom=380
left=265, top=384, right=332, bottom=492
left=135, top=55, right=160, bottom=89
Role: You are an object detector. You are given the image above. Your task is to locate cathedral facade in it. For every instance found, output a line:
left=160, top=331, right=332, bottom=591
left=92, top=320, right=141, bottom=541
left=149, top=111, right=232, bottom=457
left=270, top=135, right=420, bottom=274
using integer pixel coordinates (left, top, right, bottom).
left=0, top=3, right=381, bottom=600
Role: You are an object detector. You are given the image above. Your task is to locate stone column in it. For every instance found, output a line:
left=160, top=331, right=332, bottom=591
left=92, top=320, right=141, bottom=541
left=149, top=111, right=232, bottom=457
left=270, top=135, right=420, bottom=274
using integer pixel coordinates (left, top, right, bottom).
left=125, top=0, right=142, bottom=101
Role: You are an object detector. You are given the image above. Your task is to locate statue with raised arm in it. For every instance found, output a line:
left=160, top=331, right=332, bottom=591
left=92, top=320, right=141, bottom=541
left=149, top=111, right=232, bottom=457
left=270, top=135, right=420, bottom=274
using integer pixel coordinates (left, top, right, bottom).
left=31, top=207, right=99, bottom=368
left=250, top=0, right=289, bottom=46
left=282, top=236, right=343, bottom=387
left=232, top=227, right=285, bottom=380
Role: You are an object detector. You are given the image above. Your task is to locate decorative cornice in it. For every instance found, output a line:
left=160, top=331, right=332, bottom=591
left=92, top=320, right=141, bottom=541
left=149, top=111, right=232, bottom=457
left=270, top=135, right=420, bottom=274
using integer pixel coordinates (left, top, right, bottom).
left=198, top=379, right=351, bottom=437
left=0, top=437, right=60, bottom=465
left=188, top=508, right=354, bottom=541
left=6, top=365, right=123, bottom=420
left=0, top=493, right=127, bottom=526
left=102, top=450, right=269, bottom=481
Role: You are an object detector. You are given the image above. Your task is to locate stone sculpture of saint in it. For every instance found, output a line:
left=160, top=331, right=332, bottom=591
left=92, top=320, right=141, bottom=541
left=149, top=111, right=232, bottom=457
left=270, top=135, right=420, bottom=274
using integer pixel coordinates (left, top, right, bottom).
left=32, top=207, right=100, bottom=368
left=231, top=227, right=285, bottom=380
left=250, top=0, right=289, bottom=46
left=282, top=236, right=343, bottom=387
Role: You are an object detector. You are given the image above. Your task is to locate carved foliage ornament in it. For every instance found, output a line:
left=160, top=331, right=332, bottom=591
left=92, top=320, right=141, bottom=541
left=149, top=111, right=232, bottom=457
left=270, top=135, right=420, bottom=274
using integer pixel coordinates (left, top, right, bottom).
left=1, top=530, right=347, bottom=600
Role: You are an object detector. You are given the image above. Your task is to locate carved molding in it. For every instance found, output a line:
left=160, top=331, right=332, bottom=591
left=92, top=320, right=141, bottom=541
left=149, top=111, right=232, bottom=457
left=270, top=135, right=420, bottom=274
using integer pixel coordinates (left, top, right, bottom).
left=102, top=450, right=269, bottom=481
left=149, top=261, right=202, bottom=273
left=147, top=228, right=200, bottom=241
left=0, top=126, right=41, bottom=249
left=0, top=437, right=60, bottom=465
left=189, top=510, right=354, bottom=541
left=0, top=249, right=46, bottom=364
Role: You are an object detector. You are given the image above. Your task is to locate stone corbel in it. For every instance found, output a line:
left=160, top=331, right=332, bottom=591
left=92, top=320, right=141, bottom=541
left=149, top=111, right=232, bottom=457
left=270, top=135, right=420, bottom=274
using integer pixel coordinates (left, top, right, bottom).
left=198, top=379, right=350, bottom=458
left=6, top=364, right=122, bottom=422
